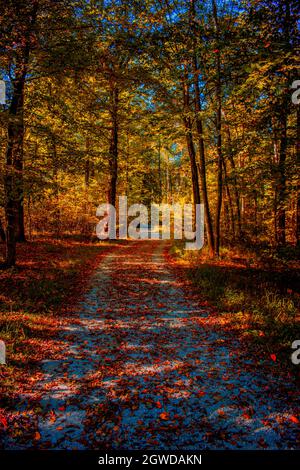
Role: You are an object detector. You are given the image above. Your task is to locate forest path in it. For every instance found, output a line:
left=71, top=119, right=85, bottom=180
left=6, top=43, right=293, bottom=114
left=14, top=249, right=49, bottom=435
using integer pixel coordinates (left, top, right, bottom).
left=7, top=241, right=299, bottom=449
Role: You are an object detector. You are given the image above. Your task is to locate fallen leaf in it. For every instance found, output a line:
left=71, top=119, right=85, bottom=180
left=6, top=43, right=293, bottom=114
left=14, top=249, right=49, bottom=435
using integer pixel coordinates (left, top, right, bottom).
left=0, top=416, right=8, bottom=429
left=49, top=410, right=56, bottom=423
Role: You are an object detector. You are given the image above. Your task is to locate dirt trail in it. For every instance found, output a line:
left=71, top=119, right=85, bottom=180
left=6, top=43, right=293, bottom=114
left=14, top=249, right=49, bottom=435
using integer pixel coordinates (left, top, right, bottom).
left=5, top=241, right=299, bottom=449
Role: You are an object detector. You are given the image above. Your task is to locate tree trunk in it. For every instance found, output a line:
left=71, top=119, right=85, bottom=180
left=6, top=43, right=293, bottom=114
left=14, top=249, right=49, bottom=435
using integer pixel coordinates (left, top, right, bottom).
left=276, top=114, right=287, bottom=246
left=224, top=120, right=242, bottom=239
left=276, top=0, right=292, bottom=247
left=85, top=137, right=90, bottom=188
left=158, top=137, right=162, bottom=203
left=108, top=80, right=118, bottom=207
left=51, top=137, right=60, bottom=237
left=4, top=75, right=26, bottom=267
left=190, top=0, right=214, bottom=256
left=212, top=0, right=223, bottom=257
left=223, top=158, right=235, bottom=238
left=17, top=198, right=26, bottom=242
left=0, top=219, right=5, bottom=242
left=3, top=2, right=37, bottom=267
left=182, top=66, right=201, bottom=209
left=192, top=59, right=215, bottom=256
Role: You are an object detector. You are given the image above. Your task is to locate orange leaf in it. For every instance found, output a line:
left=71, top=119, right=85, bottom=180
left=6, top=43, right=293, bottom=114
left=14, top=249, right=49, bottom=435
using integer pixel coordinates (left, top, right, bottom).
left=156, top=401, right=162, bottom=408
left=290, top=415, right=299, bottom=424
left=159, top=412, right=169, bottom=421
left=56, top=426, right=63, bottom=431
left=34, top=431, right=41, bottom=440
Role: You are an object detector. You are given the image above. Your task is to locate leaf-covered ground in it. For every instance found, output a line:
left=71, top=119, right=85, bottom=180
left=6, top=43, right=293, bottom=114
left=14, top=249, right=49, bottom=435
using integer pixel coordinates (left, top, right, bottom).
left=1, top=240, right=299, bottom=449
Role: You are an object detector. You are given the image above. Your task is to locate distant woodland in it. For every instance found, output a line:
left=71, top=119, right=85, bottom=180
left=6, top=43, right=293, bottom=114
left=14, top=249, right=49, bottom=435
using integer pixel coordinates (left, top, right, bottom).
left=0, top=0, right=299, bottom=266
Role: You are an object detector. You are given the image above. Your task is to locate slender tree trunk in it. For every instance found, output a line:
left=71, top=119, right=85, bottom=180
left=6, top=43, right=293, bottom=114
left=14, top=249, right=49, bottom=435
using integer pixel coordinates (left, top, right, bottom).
left=182, top=65, right=201, bottom=209
left=276, top=0, right=292, bottom=247
left=108, top=80, right=118, bottom=207
left=4, top=75, right=26, bottom=267
left=0, top=219, right=5, bottom=242
left=213, top=0, right=223, bottom=256
left=2, top=3, right=37, bottom=267
left=158, top=137, right=162, bottom=203
left=223, top=158, right=235, bottom=238
left=192, top=60, right=215, bottom=256
left=190, top=0, right=214, bottom=256
left=85, top=137, right=90, bottom=188
left=277, top=114, right=287, bottom=246
left=224, top=120, right=242, bottom=239
left=16, top=143, right=26, bottom=243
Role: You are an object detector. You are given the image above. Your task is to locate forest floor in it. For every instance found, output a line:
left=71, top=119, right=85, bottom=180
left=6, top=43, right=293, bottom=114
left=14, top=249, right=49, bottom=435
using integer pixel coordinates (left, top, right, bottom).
left=0, top=239, right=299, bottom=449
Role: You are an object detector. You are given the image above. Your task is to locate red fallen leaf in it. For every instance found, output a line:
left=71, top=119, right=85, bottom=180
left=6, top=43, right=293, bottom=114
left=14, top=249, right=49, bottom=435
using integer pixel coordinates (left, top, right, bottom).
left=270, top=354, right=276, bottom=361
left=34, top=431, right=41, bottom=440
left=58, top=406, right=66, bottom=411
left=159, top=412, right=169, bottom=421
left=197, top=391, right=206, bottom=397
left=0, top=416, right=8, bottom=429
left=258, top=437, right=267, bottom=448
left=290, top=415, right=299, bottom=424
left=242, top=413, right=251, bottom=420
left=56, top=426, right=63, bottom=431
left=213, top=49, right=219, bottom=53
left=156, top=401, right=162, bottom=408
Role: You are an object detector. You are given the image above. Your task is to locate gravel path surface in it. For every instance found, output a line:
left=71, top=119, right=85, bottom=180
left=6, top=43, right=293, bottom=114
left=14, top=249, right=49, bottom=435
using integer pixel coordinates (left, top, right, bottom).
left=5, top=241, right=299, bottom=449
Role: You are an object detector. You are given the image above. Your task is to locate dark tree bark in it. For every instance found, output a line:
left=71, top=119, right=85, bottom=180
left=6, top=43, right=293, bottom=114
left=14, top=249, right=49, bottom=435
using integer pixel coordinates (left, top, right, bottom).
left=223, top=158, right=235, bottom=238
left=223, top=118, right=242, bottom=239
left=0, top=219, right=6, bottom=242
left=276, top=0, right=293, bottom=247
left=192, top=56, right=215, bottom=257
left=107, top=80, right=119, bottom=207
left=189, top=0, right=215, bottom=256
left=85, top=137, right=90, bottom=188
left=3, top=2, right=38, bottom=267
left=276, top=113, right=287, bottom=246
left=212, top=0, right=223, bottom=257
left=158, top=137, right=162, bottom=203
left=4, top=72, right=26, bottom=267
left=182, top=65, right=201, bottom=210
